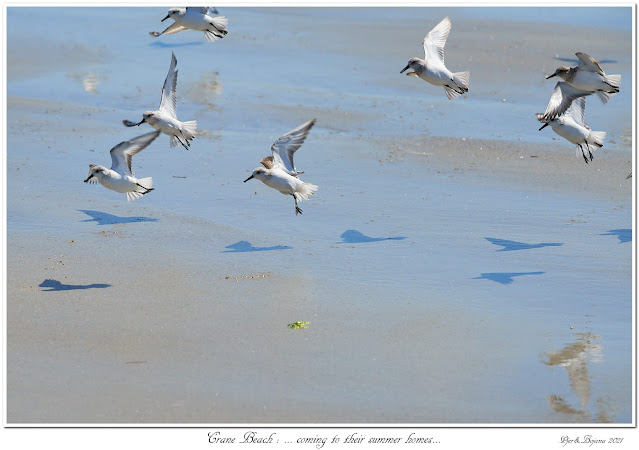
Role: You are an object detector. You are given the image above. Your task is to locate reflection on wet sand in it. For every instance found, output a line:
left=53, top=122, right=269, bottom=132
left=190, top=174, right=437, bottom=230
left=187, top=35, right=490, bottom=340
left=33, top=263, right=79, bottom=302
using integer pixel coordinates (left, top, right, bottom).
left=543, top=333, right=612, bottom=422
left=67, top=72, right=105, bottom=94
left=186, top=71, right=222, bottom=109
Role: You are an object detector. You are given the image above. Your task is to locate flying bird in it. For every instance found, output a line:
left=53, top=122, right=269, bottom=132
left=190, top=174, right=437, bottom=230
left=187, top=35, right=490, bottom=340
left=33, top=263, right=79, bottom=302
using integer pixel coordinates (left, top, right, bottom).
left=123, top=52, right=197, bottom=151
left=536, top=97, right=606, bottom=164
left=84, top=131, right=160, bottom=201
left=150, top=7, right=228, bottom=42
left=400, top=17, right=470, bottom=99
left=244, top=119, right=318, bottom=215
left=542, top=52, right=620, bottom=119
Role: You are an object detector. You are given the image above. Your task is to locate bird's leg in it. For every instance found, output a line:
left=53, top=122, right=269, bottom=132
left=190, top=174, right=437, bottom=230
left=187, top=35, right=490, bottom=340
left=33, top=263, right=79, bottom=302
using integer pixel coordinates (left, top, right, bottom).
left=175, top=135, right=190, bottom=151
left=209, top=24, right=226, bottom=35
left=292, top=195, right=302, bottom=215
left=179, top=130, right=191, bottom=147
left=586, top=145, right=594, bottom=162
left=578, top=144, right=589, bottom=164
left=447, top=81, right=465, bottom=94
left=136, top=183, right=155, bottom=195
left=603, top=82, right=619, bottom=92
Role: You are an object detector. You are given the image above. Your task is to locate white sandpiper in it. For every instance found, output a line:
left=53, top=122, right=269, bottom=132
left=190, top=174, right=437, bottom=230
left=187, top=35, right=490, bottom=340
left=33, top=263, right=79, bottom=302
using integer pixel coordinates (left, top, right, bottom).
left=536, top=97, right=606, bottom=164
left=84, top=131, right=160, bottom=201
left=400, top=17, right=470, bottom=99
left=123, top=52, right=197, bottom=151
left=244, top=119, right=318, bottom=215
left=543, top=52, right=621, bottom=119
left=150, top=7, right=228, bottom=42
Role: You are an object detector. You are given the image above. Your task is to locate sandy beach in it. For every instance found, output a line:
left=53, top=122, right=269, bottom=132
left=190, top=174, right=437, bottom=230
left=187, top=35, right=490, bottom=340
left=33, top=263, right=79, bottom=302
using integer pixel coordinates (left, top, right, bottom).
left=5, top=6, right=633, bottom=425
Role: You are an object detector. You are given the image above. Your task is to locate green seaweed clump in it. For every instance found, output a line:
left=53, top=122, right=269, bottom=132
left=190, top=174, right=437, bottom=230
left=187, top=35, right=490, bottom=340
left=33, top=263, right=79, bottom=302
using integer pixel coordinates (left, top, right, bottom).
left=287, top=321, right=310, bottom=329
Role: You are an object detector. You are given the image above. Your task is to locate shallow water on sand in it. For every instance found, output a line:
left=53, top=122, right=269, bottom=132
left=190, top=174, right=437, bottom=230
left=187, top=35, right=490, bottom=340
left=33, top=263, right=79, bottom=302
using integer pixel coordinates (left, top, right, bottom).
left=5, top=6, right=633, bottom=423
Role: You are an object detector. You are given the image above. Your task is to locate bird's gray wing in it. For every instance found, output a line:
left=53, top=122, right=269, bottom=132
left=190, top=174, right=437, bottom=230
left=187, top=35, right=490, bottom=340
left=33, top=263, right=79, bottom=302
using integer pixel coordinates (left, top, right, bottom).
left=543, top=82, right=591, bottom=120
left=270, top=118, right=317, bottom=175
left=187, top=7, right=211, bottom=15
left=565, top=96, right=587, bottom=127
left=110, top=131, right=161, bottom=176
left=576, top=52, right=605, bottom=75
left=150, top=22, right=188, bottom=37
left=158, top=52, right=178, bottom=118
left=423, top=16, right=451, bottom=65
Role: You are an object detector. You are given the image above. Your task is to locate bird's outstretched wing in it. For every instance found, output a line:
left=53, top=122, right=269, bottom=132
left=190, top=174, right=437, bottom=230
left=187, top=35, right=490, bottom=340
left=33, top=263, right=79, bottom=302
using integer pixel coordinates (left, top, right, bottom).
left=270, top=118, right=317, bottom=176
left=150, top=23, right=188, bottom=37
left=423, top=17, right=451, bottom=66
left=576, top=52, right=605, bottom=75
left=542, top=81, right=591, bottom=120
left=158, top=52, right=178, bottom=118
left=110, top=131, right=161, bottom=176
left=187, top=7, right=212, bottom=15
left=564, top=96, right=587, bottom=127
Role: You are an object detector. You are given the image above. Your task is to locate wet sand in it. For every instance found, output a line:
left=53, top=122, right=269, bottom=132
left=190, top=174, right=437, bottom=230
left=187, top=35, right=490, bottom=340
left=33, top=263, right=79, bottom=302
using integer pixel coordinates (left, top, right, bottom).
left=5, top=6, right=633, bottom=424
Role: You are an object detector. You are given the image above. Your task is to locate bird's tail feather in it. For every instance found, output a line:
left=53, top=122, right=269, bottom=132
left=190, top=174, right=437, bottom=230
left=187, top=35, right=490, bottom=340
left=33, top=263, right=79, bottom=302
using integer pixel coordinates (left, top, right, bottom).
left=294, top=183, right=318, bottom=201
left=453, top=71, right=470, bottom=91
left=596, top=90, right=614, bottom=104
left=181, top=120, right=197, bottom=140
left=444, top=86, right=464, bottom=100
left=127, top=191, right=143, bottom=202
left=604, top=74, right=621, bottom=90
left=126, top=177, right=153, bottom=202
left=208, top=16, right=228, bottom=33
left=444, top=71, right=469, bottom=100
left=588, top=130, right=606, bottom=148
left=136, top=176, right=153, bottom=191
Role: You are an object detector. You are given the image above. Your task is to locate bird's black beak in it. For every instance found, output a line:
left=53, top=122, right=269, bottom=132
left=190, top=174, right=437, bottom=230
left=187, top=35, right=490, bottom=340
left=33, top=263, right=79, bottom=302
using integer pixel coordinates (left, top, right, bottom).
left=84, top=174, right=94, bottom=183
left=538, top=122, right=549, bottom=131
left=244, top=175, right=254, bottom=183
left=162, top=14, right=170, bottom=22
left=546, top=71, right=557, bottom=80
left=400, top=64, right=410, bottom=74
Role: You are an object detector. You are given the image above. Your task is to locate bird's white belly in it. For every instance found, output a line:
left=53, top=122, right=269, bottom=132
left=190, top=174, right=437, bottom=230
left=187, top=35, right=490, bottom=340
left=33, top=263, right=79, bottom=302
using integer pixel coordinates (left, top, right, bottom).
left=178, top=14, right=209, bottom=31
left=261, top=171, right=300, bottom=195
left=570, top=71, right=607, bottom=91
left=419, top=66, right=451, bottom=87
left=148, top=114, right=181, bottom=135
left=551, top=120, right=589, bottom=145
left=99, top=172, right=135, bottom=193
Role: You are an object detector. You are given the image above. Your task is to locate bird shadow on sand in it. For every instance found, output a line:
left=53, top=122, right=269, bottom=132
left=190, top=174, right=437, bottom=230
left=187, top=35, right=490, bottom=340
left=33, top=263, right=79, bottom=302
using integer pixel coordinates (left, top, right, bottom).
left=600, top=229, right=632, bottom=244
left=149, top=41, right=204, bottom=49
left=39, top=279, right=111, bottom=291
left=485, top=237, right=563, bottom=251
left=222, top=241, right=292, bottom=253
left=338, top=230, right=407, bottom=244
left=472, top=272, right=545, bottom=285
left=79, top=210, right=158, bottom=226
